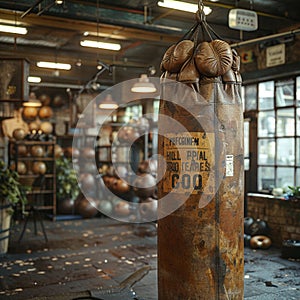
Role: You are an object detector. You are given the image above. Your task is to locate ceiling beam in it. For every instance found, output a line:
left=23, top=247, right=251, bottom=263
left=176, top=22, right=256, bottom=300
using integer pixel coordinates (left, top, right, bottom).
left=0, top=9, right=181, bottom=45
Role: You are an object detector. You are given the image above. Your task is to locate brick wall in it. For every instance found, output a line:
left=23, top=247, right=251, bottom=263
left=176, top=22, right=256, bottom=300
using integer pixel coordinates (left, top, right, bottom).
left=247, top=193, right=300, bottom=247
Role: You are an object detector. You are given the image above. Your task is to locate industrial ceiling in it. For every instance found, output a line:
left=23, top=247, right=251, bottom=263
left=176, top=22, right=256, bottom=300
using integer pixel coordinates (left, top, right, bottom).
left=0, top=0, right=299, bottom=90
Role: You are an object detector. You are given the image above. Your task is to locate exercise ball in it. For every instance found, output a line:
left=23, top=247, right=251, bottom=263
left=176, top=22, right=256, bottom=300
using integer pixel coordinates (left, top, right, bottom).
left=38, top=106, right=53, bottom=119
left=82, top=162, right=97, bottom=173
left=81, top=147, right=95, bottom=159
left=64, top=147, right=80, bottom=159
left=102, top=175, right=117, bottom=190
left=139, top=197, right=158, bottom=219
left=111, top=179, right=130, bottom=194
left=98, top=199, right=113, bottom=215
left=114, top=200, right=130, bottom=216
left=38, top=93, right=51, bottom=106
left=23, top=107, right=38, bottom=120
left=53, top=144, right=63, bottom=158
left=133, top=173, right=156, bottom=199
left=29, top=121, right=40, bottom=131
left=31, top=145, right=44, bottom=157
left=57, top=198, right=75, bottom=215
left=16, top=145, right=27, bottom=157
left=10, top=161, right=27, bottom=175
left=52, top=94, right=66, bottom=107
left=114, top=165, right=128, bottom=178
left=76, top=196, right=98, bottom=218
left=79, top=173, right=95, bottom=190
left=12, top=128, right=27, bottom=141
left=40, top=122, right=53, bottom=134
left=32, top=161, right=47, bottom=175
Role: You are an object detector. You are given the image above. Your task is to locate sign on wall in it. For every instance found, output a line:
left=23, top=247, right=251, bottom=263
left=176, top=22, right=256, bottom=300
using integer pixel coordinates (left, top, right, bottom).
left=266, top=44, right=285, bottom=67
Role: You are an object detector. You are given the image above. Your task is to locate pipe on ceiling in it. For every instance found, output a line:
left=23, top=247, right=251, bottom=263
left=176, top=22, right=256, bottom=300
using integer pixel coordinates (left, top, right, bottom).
left=230, top=28, right=300, bottom=48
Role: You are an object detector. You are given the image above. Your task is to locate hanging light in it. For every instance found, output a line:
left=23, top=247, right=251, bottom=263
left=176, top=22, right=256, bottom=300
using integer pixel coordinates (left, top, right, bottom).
left=80, top=40, right=121, bottom=51
left=131, top=74, right=157, bottom=93
left=27, top=76, right=41, bottom=83
left=99, top=94, right=118, bottom=110
left=0, top=24, right=27, bottom=35
left=158, top=0, right=212, bottom=15
left=37, top=61, right=71, bottom=70
left=23, top=92, right=42, bottom=107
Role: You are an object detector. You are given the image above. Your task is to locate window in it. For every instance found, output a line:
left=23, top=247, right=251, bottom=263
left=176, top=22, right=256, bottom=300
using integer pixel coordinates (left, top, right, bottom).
left=244, top=76, right=300, bottom=191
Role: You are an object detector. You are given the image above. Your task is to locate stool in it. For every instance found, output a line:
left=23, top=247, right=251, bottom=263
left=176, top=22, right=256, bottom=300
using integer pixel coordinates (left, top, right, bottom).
left=18, top=174, right=48, bottom=243
left=18, top=205, right=48, bottom=242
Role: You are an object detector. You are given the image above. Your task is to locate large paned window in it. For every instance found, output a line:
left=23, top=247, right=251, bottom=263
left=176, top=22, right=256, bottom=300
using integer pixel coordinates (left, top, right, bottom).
left=243, top=76, right=300, bottom=192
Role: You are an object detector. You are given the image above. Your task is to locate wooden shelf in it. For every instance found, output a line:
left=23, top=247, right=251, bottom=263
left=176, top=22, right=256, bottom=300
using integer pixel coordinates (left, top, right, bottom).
left=9, top=139, right=57, bottom=218
left=11, top=140, right=56, bottom=145
left=17, top=157, right=55, bottom=161
left=27, top=190, right=54, bottom=195
left=20, top=174, right=54, bottom=179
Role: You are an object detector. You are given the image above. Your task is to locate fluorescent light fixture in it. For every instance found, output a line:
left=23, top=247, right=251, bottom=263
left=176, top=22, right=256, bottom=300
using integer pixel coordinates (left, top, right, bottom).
left=36, top=61, right=71, bottom=70
left=99, top=94, right=119, bottom=110
left=80, top=40, right=121, bottom=51
left=158, top=0, right=212, bottom=15
left=28, top=76, right=41, bottom=83
left=131, top=74, right=157, bottom=93
left=0, top=24, right=27, bottom=35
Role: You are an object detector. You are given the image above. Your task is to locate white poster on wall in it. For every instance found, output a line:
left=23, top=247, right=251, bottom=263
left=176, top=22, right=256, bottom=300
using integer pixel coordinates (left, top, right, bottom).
left=266, top=44, right=285, bottom=67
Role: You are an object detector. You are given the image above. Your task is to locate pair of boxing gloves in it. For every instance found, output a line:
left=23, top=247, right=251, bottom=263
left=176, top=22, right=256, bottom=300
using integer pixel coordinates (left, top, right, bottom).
left=161, top=39, right=241, bottom=83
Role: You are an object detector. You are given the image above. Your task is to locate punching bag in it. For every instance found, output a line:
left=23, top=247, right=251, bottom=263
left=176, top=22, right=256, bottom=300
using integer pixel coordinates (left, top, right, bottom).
left=157, top=4, right=244, bottom=300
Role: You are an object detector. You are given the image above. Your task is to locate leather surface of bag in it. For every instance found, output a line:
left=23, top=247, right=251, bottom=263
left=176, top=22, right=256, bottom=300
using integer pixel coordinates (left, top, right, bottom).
left=158, top=5, right=244, bottom=300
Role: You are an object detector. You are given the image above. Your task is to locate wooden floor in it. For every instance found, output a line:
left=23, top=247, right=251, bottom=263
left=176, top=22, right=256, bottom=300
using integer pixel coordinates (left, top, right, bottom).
left=0, top=216, right=299, bottom=299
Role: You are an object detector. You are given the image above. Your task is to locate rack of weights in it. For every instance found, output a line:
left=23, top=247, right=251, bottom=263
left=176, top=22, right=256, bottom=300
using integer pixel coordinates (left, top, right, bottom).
left=9, top=129, right=56, bottom=219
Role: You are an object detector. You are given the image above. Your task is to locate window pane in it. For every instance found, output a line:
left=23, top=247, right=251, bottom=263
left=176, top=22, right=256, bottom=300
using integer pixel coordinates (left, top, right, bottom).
left=276, top=138, right=295, bottom=166
left=297, top=108, right=300, bottom=135
left=153, top=100, right=160, bottom=122
left=296, top=77, right=300, bottom=106
left=277, top=108, right=295, bottom=136
left=244, top=119, right=250, bottom=170
left=276, top=79, right=294, bottom=107
left=244, top=120, right=250, bottom=157
left=241, top=86, right=245, bottom=112
left=258, top=81, right=274, bottom=110
left=258, top=166, right=275, bottom=191
left=245, top=84, right=257, bottom=111
left=258, top=111, right=275, bottom=137
left=297, top=138, right=300, bottom=166
left=258, top=139, right=275, bottom=165
left=296, top=168, right=300, bottom=186
left=277, top=167, right=294, bottom=188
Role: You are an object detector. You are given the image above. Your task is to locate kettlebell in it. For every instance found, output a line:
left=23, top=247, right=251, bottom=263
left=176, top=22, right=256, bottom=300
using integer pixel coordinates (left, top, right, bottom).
left=248, top=219, right=269, bottom=236
left=244, top=217, right=254, bottom=235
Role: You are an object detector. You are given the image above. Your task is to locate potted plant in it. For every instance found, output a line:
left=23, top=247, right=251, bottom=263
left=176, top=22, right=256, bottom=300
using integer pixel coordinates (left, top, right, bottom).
left=288, top=186, right=300, bottom=200
left=56, top=157, right=80, bottom=214
left=0, top=159, right=27, bottom=254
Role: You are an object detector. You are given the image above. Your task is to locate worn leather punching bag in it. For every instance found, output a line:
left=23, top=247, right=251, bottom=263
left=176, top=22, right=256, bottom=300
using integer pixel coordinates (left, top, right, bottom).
left=157, top=4, right=244, bottom=300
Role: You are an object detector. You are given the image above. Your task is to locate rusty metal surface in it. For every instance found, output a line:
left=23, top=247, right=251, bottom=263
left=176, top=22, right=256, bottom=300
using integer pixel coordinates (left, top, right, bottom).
left=157, top=63, right=244, bottom=299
